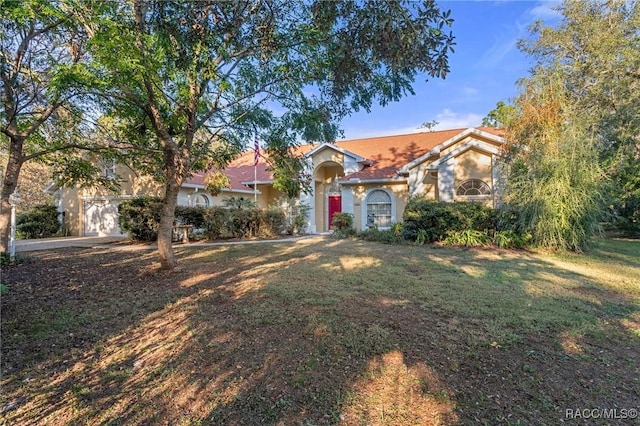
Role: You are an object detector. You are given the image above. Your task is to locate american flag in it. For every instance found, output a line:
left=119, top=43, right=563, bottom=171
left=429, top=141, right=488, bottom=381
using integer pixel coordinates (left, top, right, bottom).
left=253, top=134, right=260, bottom=166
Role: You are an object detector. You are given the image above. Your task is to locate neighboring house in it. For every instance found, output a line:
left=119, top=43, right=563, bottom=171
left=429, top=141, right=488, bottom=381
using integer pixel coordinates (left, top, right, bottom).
left=51, top=126, right=505, bottom=236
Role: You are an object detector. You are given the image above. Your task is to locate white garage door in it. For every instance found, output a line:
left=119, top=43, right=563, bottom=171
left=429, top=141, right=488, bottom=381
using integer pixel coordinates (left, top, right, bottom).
left=83, top=199, right=125, bottom=237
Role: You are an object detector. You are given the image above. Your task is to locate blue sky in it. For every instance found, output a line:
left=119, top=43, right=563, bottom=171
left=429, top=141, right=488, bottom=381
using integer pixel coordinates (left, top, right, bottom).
left=339, top=0, right=562, bottom=140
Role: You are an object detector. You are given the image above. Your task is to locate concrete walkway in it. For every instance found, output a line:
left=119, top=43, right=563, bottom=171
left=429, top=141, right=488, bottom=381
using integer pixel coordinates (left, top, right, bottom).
left=15, top=236, right=129, bottom=252
left=15, top=235, right=320, bottom=253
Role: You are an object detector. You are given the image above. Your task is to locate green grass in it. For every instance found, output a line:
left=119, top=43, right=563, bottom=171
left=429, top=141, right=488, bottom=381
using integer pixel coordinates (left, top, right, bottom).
left=1, top=237, right=638, bottom=425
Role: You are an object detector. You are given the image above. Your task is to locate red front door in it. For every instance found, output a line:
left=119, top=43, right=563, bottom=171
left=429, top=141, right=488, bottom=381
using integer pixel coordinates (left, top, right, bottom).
left=328, top=195, right=342, bottom=230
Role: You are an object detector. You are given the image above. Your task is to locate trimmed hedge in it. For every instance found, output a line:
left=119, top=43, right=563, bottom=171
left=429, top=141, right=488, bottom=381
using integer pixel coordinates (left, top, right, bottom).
left=118, top=197, right=287, bottom=241
left=402, top=199, right=497, bottom=243
left=16, top=204, right=60, bottom=239
left=118, top=196, right=162, bottom=241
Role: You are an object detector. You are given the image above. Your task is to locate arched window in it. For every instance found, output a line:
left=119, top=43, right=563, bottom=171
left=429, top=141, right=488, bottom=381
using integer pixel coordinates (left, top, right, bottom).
left=194, top=194, right=210, bottom=207
left=456, top=179, right=491, bottom=196
left=366, top=190, right=392, bottom=228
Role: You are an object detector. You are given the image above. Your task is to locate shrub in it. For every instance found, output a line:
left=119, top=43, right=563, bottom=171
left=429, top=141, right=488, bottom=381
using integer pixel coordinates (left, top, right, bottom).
left=287, top=203, right=310, bottom=236
left=261, top=207, right=286, bottom=237
left=332, top=212, right=354, bottom=230
left=443, top=229, right=491, bottom=247
left=174, top=205, right=207, bottom=228
left=202, top=207, right=228, bottom=239
left=118, top=196, right=162, bottom=241
left=402, top=199, right=497, bottom=243
left=358, top=228, right=405, bottom=244
left=493, top=230, right=533, bottom=249
left=228, top=208, right=261, bottom=238
left=332, top=212, right=356, bottom=238
left=390, top=222, right=403, bottom=237
left=16, top=204, right=60, bottom=239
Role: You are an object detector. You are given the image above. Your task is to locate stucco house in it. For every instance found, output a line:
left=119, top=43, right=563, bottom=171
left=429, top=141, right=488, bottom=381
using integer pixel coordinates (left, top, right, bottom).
left=51, top=126, right=505, bottom=236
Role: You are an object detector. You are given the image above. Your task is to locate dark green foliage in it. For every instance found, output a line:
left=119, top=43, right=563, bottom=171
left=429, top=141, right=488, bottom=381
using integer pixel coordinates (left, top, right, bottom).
left=614, top=195, right=640, bottom=237
left=493, top=230, right=533, bottom=249
left=203, top=207, right=228, bottom=240
left=358, top=228, right=405, bottom=245
left=286, top=203, right=311, bottom=236
left=204, top=206, right=286, bottom=240
left=443, top=230, right=491, bottom=247
left=332, top=212, right=354, bottom=230
left=16, top=204, right=60, bottom=239
left=331, top=212, right=356, bottom=238
left=222, top=197, right=257, bottom=210
left=402, top=199, right=497, bottom=243
left=228, top=209, right=261, bottom=239
left=117, top=197, right=162, bottom=241
left=262, top=207, right=287, bottom=237
left=174, top=206, right=207, bottom=229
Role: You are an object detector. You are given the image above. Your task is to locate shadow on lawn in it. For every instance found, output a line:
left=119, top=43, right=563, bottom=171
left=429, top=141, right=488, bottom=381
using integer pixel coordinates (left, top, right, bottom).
left=1, top=238, right=639, bottom=425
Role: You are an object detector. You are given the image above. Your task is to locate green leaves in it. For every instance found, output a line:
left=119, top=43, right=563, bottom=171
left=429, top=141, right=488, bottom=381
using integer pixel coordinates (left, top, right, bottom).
left=505, top=0, right=640, bottom=244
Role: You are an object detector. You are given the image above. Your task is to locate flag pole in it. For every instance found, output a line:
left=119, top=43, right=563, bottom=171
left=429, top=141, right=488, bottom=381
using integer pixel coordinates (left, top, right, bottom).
left=253, top=133, right=259, bottom=204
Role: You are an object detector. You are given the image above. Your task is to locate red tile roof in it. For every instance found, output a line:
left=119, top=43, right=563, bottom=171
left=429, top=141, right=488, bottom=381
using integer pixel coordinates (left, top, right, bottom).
left=185, top=127, right=505, bottom=189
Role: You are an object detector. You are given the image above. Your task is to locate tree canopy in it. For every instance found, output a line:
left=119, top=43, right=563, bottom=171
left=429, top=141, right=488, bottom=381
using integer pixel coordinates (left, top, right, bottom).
left=501, top=0, right=640, bottom=249
left=65, top=0, right=455, bottom=268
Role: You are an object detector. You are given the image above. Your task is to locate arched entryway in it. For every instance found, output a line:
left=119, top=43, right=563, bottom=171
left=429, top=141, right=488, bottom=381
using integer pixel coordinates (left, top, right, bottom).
left=314, top=161, right=344, bottom=232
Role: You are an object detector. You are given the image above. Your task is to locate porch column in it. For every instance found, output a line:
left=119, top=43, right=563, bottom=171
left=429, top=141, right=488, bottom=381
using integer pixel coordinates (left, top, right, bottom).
left=301, top=184, right=316, bottom=233
left=437, top=161, right=455, bottom=202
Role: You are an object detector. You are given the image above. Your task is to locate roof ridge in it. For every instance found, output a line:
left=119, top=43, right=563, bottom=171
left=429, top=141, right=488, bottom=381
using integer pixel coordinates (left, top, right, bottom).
left=335, top=127, right=468, bottom=144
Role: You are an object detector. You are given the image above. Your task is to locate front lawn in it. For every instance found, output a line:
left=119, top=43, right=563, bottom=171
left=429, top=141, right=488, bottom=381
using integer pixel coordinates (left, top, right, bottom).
left=1, top=237, right=639, bottom=425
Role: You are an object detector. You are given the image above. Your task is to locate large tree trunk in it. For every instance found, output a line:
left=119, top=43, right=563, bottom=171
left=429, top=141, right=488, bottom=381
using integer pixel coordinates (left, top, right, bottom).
left=0, top=137, right=25, bottom=253
left=157, top=177, right=180, bottom=270
left=156, top=147, right=186, bottom=270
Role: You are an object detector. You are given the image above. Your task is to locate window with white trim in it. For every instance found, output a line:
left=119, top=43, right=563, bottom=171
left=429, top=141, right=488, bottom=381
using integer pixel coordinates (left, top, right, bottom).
left=366, top=190, right=392, bottom=228
left=456, top=179, right=491, bottom=196
left=194, top=194, right=209, bottom=207
left=103, top=158, right=116, bottom=180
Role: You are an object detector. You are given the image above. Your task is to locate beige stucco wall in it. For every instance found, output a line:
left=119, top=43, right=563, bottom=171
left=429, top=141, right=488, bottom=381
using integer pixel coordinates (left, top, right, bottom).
left=62, top=165, right=163, bottom=236
left=312, top=149, right=344, bottom=169
left=408, top=163, right=439, bottom=200
left=313, top=161, right=345, bottom=232
left=453, top=148, right=493, bottom=190
left=348, top=182, right=409, bottom=230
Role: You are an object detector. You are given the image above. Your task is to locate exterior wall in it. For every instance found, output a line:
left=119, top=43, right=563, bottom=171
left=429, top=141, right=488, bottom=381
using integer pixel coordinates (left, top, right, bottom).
left=453, top=148, right=492, bottom=190
left=312, top=149, right=344, bottom=169
left=408, top=135, right=502, bottom=204
left=256, top=184, right=283, bottom=207
left=453, top=148, right=494, bottom=207
left=347, top=182, right=408, bottom=230
left=408, top=162, right=438, bottom=200
left=62, top=164, right=163, bottom=236
left=313, top=162, right=344, bottom=232
left=177, top=189, right=259, bottom=208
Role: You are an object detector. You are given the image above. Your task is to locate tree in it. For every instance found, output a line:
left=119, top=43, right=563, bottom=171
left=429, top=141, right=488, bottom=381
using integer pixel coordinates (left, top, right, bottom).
left=0, top=0, right=108, bottom=252
left=503, top=72, right=605, bottom=251
left=517, top=0, right=640, bottom=235
left=482, top=101, right=515, bottom=128
left=73, top=0, right=455, bottom=269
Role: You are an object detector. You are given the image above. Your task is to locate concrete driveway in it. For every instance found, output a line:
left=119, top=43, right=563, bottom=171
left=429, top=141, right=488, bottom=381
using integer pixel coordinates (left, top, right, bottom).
left=15, top=236, right=128, bottom=252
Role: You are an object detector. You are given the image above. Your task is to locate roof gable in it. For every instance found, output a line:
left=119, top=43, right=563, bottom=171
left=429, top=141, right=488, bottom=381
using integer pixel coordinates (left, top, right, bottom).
left=425, top=139, right=501, bottom=170
left=305, top=142, right=365, bottom=162
left=399, top=127, right=504, bottom=173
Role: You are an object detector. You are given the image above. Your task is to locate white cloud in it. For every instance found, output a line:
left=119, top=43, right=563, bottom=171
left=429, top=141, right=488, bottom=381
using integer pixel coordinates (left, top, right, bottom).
left=479, top=1, right=561, bottom=69
left=529, top=1, right=562, bottom=20
left=463, top=86, right=479, bottom=96
left=432, top=109, right=483, bottom=130
left=341, top=109, right=483, bottom=140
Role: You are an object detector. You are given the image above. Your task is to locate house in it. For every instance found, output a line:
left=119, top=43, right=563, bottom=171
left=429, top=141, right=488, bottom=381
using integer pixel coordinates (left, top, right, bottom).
left=52, top=126, right=505, bottom=236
